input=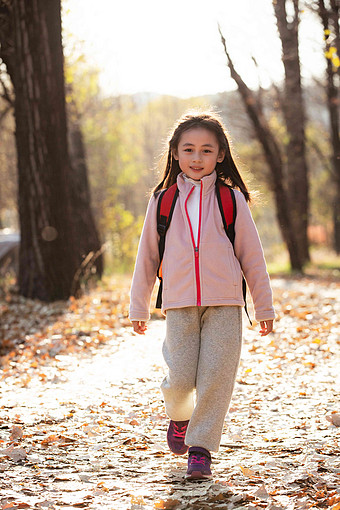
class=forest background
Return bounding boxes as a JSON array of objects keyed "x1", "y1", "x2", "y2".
[
  {"x1": 0, "y1": 0, "x2": 339, "y2": 287},
  {"x1": 0, "y1": 3, "x2": 339, "y2": 507}
]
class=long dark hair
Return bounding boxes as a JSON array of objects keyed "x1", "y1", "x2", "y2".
[{"x1": 153, "y1": 111, "x2": 250, "y2": 202}]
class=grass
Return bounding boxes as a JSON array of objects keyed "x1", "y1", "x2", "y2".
[
  {"x1": 268, "y1": 247, "x2": 340, "y2": 281},
  {"x1": 1, "y1": 248, "x2": 339, "y2": 302}
]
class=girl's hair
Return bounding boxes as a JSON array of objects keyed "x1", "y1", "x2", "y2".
[{"x1": 153, "y1": 111, "x2": 250, "y2": 202}]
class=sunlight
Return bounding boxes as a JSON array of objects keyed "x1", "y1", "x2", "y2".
[{"x1": 62, "y1": 0, "x2": 324, "y2": 98}]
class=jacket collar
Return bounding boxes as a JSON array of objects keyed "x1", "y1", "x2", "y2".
[{"x1": 177, "y1": 170, "x2": 217, "y2": 196}]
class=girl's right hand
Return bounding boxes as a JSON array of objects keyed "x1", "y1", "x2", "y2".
[
  {"x1": 259, "y1": 320, "x2": 274, "y2": 336},
  {"x1": 132, "y1": 321, "x2": 147, "y2": 335}
]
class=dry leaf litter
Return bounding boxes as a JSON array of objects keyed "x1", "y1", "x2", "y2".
[{"x1": 0, "y1": 276, "x2": 339, "y2": 509}]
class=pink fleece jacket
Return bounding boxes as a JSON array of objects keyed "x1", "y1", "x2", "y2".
[{"x1": 129, "y1": 170, "x2": 275, "y2": 322}]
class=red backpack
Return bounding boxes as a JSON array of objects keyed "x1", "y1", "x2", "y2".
[{"x1": 155, "y1": 180, "x2": 251, "y2": 323}]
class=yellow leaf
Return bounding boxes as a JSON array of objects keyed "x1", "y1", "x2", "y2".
[
  {"x1": 332, "y1": 56, "x2": 340, "y2": 68},
  {"x1": 154, "y1": 499, "x2": 180, "y2": 509},
  {"x1": 131, "y1": 495, "x2": 145, "y2": 505},
  {"x1": 97, "y1": 484, "x2": 109, "y2": 492},
  {"x1": 240, "y1": 465, "x2": 256, "y2": 477},
  {"x1": 325, "y1": 47, "x2": 337, "y2": 59}
]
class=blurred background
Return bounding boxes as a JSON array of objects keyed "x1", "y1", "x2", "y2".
[{"x1": 0, "y1": 0, "x2": 339, "y2": 300}]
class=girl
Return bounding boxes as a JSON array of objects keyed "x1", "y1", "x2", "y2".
[{"x1": 129, "y1": 111, "x2": 275, "y2": 480}]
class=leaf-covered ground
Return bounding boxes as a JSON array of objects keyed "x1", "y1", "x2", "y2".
[{"x1": 0, "y1": 276, "x2": 339, "y2": 510}]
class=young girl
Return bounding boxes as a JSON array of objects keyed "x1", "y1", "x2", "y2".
[{"x1": 129, "y1": 111, "x2": 275, "y2": 480}]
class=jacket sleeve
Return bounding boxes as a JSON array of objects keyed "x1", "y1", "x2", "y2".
[
  {"x1": 129, "y1": 194, "x2": 160, "y2": 322},
  {"x1": 233, "y1": 191, "x2": 275, "y2": 322}
]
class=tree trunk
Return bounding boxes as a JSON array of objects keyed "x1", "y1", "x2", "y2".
[
  {"x1": 273, "y1": 0, "x2": 310, "y2": 264},
  {"x1": 66, "y1": 89, "x2": 104, "y2": 279},
  {"x1": 0, "y1": 2, "x2": 15, "y2": 79},
  {"x1": 318, "y1": 0, "x2": 340, "y2": 253},
  {"x1": 219, "y1": 27, "x2": 303, "y2": 271},
  {"x1": 12, "y1": 0, "x2": 79, "y2": 300},
  {"x1": 0, "y1": 0, "x2": 104, "y2": 298}
]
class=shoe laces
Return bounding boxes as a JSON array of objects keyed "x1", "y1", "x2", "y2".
[
  {"x1": 190, "y1": 454, "x2": 206, "y2": 465},
  {"x1": 173, "y1": 422, "x2": 187, "y2": 438}
]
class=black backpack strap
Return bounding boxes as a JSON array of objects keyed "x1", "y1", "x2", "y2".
[
  {"x1": 216, "y1": 181, "x2": 252, "y2": 325},
  {"x1": 155, "y1": 184, "x2": 179, "y2": 308}
]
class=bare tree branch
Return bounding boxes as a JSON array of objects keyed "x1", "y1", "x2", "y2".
[
  {"x1": 251, "y1": 56, "x2": 265, "y2": 113},
  {"x1": 218, "y1": 22, "x2": 303, "y2": 270}
]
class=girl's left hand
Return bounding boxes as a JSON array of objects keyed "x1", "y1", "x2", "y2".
[{"x1": 259, "y1": 320, "x2": 274, "y2": 336}]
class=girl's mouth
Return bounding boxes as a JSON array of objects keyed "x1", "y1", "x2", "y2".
[{"x1": 191, "y1": 167, "x2": 203, "y2": 171}]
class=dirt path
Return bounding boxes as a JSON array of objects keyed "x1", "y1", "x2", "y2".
[{"x1": 0, "y1": 278, "x2": 339, "y2": 509}]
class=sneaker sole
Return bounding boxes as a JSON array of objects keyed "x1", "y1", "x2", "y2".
[
  {"x1": 185, "y1": 471, "x2": 212, "y2": 480},
  {"x1": 169, "y1": 447, "x2": 189, "y2": 456}
]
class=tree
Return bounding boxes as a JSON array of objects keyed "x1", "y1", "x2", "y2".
[
  {"x1": 0, "y1": 71, "x2": 16, "y2": 230},
  {"x1": 316, "y1": 0, "x2": 340, "y2": 253},
  {"x1": 218, "y1": 0, "x2": 310, "y2": 270},
  {"x1": 66, "y1": 86, "x2": 104, "y2": 283},
  {"x1": 0, "y1": 0, "x2": 102, "y2": 300},
  {"x1": 218, "y1": 31, "x2": 302, "y2": 270},
  {"x1": 272, "y1": 0, "x2": 310, "y2": 264}
]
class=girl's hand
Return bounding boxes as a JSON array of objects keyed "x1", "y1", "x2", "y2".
[
  {"x1": 259, "y1": 320, "x2": 274, "y2": 336},
  {"x1": 132, "y1": 321, "x2": 147, "y2": 335}
]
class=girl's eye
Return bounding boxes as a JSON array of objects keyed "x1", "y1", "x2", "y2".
[
  {"x1": 203, "y1": 150, "x2": 212, "y2": 153},
  {"x1": 184, "y1": 148, "x2": 193, "y2": 152}
]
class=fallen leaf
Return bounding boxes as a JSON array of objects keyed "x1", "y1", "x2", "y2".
[
  {"x1": 240, "y1": 465, "x2": 256, "y2": 477},
  {"x1": 96, "y1": 482, "x2": 109, "y2": 492},
  {"x1": 326, "y1": 412, "x2": 340, "y2": 427},
  {"x1": 0, "y1": 446, "x2": 27, "y2": 461},
  {"x1": 10, "y1": 426, "x2": 23, "y2": 441},
  {"x1": 154, "y1": 499, "x2": 180, "y2": 509},
  {"x1": 131, "y1": 495, "x2": 146, "y2": 505},
  {"x1": 253, "y1": 483, "x2": 269, "y2": 500},
  {"x1": 41, "y1": 435, "x2": 59, "y2": 445}
]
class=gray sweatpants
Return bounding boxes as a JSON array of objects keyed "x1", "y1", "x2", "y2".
[{"x1": 161, "y1": 306, "x2": 242, "y2": 452}]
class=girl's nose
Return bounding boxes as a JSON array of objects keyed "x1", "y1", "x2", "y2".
[{"x1": 192, "y1": 152, "x2": 202, "y2": 162}]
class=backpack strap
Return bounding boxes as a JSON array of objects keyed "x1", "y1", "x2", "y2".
[
  {"x1": 215, "y1": 181, "x2": 236, "y2": 246},
  {"x1": 155, "y1": 183, "x2": 179, "y2": 308},
  {"x1": 216, "y1": 181, "x2": 252, "y2": 325}
]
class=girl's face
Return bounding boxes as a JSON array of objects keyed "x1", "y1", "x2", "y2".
[{"x1": 173, "y1": 127, "x2": 225, "y2": 181}]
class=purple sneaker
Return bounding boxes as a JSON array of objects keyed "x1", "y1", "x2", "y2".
[
  {"x1": 185, "y1": 447, "x2": 212, "y2": 480},
  {"x1": 167, "y1": 420, "x2": 189, "y2": 455}
]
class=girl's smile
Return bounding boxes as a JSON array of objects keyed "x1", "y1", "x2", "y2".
[{"x1": 173, "y1": 128, "x2": 225, "y2": 181}]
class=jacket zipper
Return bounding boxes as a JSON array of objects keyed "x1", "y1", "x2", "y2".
[{"x1": 184, "y1": 183, "x2": 203, "y2": 306}]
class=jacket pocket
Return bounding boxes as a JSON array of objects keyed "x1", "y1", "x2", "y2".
[
  {"x1": 201, "y1": 242, "x2": 240, "y2": 299},
  {"x1": 162, "y1": 244, "x2": 194, "y2": 302}
]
